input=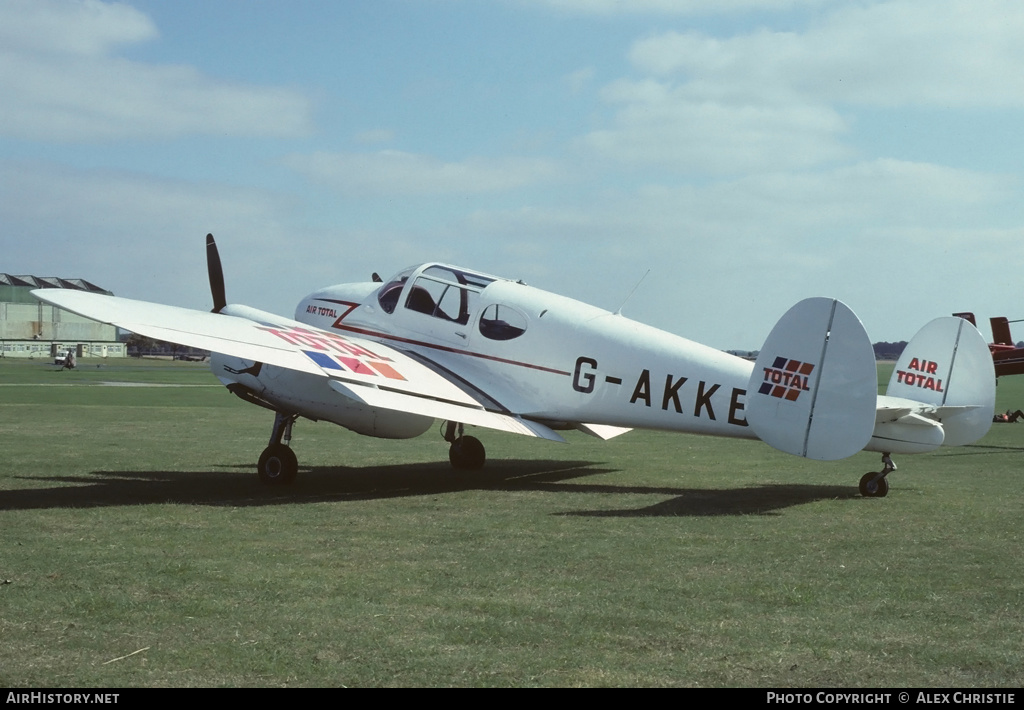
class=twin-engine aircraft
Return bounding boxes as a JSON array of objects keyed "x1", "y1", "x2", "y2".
[{"x1": 34, "y1": 236, "x2": 996, "y2": 498}]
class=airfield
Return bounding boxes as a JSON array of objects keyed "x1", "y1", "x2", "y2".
[{"x1": 1, "y1": 357, "x2": 1021, "y2": 687}]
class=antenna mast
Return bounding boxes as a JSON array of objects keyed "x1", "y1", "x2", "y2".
[{"x1": 614, "y1": 269, "x2": 651, "y2": 316}]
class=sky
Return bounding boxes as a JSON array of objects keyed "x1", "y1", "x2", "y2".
[{"x1": 2, "y1": 0, "x2": 1023, "y2": 350}]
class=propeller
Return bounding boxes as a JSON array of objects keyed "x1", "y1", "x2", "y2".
[{"x1": 206, "y1": 233, "x2": 227, "y2": 313}]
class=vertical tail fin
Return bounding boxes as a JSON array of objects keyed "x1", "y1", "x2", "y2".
[
  {"x1": 747, "y1": 298, "x2": 878, "y2": 460},
  {"x1": 886, "y1": 317, "x2": 995, "y2": 447},
  {"x1": 990, "y1": 316, "x2": 1014, "y2": 346}
]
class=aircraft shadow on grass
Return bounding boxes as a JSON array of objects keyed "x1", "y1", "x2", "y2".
[
  {"x1": 555, "y1": 483, "x2": 857, "y2": 517},
  {"x1": 4, "y1": 459, "x2": 856, "y2": 517},
  {"x1": 940, "y1": 442, "x2": 1024, "y2": 456}
]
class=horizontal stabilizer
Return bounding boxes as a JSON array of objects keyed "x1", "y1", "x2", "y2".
[
  {"x1": 328, "y1": 380, "x2": 566, "y2": 442},
  {"x1": 747, "y1": 298, "x2": 877, "y2": 460},
  {"x1": 576, "y1": 423, "x2": 633, "y2": 440},
  {"x1": 869, "y1": 395, "x2": 945, "y2": 452}
]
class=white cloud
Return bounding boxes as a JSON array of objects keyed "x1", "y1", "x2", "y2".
[
  {"x1": 0, "y1": 0, "x2": 313, "y2": 141},
  {"x1": 581, "y1": 0, "x2": 1024, "y2": 173},
  {"x1": 283, "y1": 150, "x2": 562, "y2": 196},
  {"x1": 629, "y1": 1, "x2": 1024, "y2": 108},
  {"x1": 0, "y1": 0, "x2": 156, "y2": 56},
  {"x1": 581, "y1": 79, "x2": 851, "y2": 173},
  {"x1": 0, "y1": 160, "x2": 301, "y2": 309}
]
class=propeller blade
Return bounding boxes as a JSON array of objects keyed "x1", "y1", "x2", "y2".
[{"x1": 206, "y1": 233, "x2": 227, "y2": 313}]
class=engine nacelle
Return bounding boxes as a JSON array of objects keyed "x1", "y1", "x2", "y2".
[{"x1": 211, "y1": 353, "x2": 433, "y2": 439}]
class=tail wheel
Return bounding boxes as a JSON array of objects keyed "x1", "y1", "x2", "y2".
[
  {"x1": 258, "y1": 444, "x2": 298, "y2": 485},
  {"x1": 859, "y1": 471, "x2": 889, "y2": 498},
  {"x1": 449, "y1": 435, "x2": 486, "y2": 470}
]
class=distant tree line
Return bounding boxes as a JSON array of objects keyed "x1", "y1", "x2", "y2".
[{"x1": 872, "y1": 341, "x2": 907, "y2": 360}]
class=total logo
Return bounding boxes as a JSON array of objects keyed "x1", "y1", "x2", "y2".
[
  {"x1": 758, "y1": 357, "x2": 814, "y2": 402},
  {"x1": 895, "y1": 357, "x2": 944, "y2": 392},
  {"x1": 255, "y1": 324, "x2": 407, "y2": 381}
]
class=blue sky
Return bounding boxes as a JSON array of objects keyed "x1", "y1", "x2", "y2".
[{"x1": 3, "y1": 0, "x2": 1023, "y2": 349}]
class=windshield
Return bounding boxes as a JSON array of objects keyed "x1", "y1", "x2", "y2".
[{"x1": 377, "y1": 267, "x2": 415, "y2": 314}]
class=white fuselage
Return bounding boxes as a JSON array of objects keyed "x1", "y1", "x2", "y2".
[{"x1": 294, "y1": 263, "x2": 758, "y2": 441}]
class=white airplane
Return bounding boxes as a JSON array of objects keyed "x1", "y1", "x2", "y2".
[{"x1": 34, "y1": 235, "x2": 996, "y2": 498}]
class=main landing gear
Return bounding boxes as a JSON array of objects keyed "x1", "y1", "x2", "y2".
[
  {"x1": 254, "y1": 416, "x2": 487, "y2": 484},
  {"x1": 859, "y1": 453, "x2": 896, "y2": 498},
  {"x1": 443, "y1": 421, "x2": 486, "y2": 470},
  {"x1": 258, "y1": 411, "x2": 299, "y2": 485}
]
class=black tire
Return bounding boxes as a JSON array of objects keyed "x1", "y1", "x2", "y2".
[
  {"x1": 258, "y1": 444, "x2": 298, "y2": 485},
  {"x1": 859, "y1": 471, "x2": 889, "y2": 498},
  {"x1": 449, "y1": 435, "x2": 486, "y2": 470}
]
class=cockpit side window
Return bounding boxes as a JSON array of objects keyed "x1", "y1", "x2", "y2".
[
  {"x1": 403, "y1": 266, "x2": 495, "y2": 325},
  {"x1": 479, "y1": 303, "x2": 528, "y2": 340},
  {"x1": 406, "y1": 278, "x2": 447, "y2": 317}
]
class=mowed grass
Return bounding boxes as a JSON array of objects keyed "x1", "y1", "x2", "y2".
[{"x1": 1, "y1": 357, "x2": 1022, "y2": 687}]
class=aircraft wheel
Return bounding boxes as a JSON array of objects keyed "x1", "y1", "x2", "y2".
[
  {"x1": 859, "y1": 471, "x2": 889, "y2": 498},
  {"x1": 449, "y1": 435, "x2": 486, "y2": 470},
  {"x1": 258, "y1": 444, "x2": 298, "y2": 485}
]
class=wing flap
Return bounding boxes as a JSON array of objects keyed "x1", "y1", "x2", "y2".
[{"x1": 328, "y1": 380, "x2": 566, "y2": 442}]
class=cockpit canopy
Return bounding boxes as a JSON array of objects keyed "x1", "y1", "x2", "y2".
[
  {"x1": 378, "y1": 264, "x2": 495, "y2": 321},
  {"x1": 376, "y1": 263, "x2": 529, "y2": 341}
]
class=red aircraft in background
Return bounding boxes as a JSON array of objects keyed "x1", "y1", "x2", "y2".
[{"x1": 955, "y1": 313, "x2": 1024, "y2": 377}]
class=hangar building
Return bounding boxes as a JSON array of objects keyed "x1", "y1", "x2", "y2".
[{"x1": 0, "y1": 274, "x2": 126, "y2": 359}]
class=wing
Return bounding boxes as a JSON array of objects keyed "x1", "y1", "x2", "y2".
[
  {"x1": 32, "y1": 289, "x2": 565, "y2": 442},
  {"x1": 35, "y1": 290, "x2": 330, "y2": 376}
]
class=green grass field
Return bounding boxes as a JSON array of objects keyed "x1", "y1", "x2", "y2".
[{"x1": 1, "y1": 357, "x2": 1022, "y2": 687}]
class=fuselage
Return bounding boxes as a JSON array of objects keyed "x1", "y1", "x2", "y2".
[{"x1": 294, "y1": 262, "x2": 757, "y2": 440}]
